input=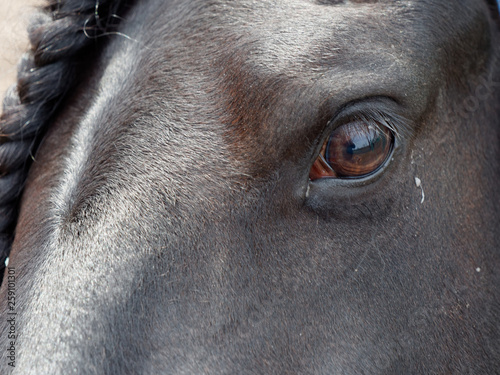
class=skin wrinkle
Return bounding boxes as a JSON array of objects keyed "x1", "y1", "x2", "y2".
[{"x1": 0, "y1": 0, "x2": 499, "y2": 374}]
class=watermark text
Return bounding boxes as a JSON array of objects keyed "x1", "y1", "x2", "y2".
[{"x1": 6, "y1": 267, "x2": 16, "y2": 368}]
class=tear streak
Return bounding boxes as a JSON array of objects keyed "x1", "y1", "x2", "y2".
[{"x1": 415, "y1": 177, "x2": 425, "y2": 204}]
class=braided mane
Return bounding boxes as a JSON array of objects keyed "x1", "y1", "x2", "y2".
[{"x1": 0, "y1": 0, "x2": 129, "y2": 274}]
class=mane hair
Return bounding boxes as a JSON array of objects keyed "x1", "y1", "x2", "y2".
[{"x1": 0, "y1": 0, "x2": 130, "y2": 277}]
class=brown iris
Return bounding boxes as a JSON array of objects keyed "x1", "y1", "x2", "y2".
[{"x1": 309, "y1": 121, "x2": 393, "y2": 180}]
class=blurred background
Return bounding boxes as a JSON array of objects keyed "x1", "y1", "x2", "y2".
[{"x1": 0, "y1": 0, "x2": 44, "y2": 114}]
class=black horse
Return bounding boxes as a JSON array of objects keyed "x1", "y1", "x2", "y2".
[{"x1": 0, "y1": 0, "x2": 499, "y2": 373}]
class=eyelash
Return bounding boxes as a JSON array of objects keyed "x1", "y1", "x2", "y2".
[{"x1": 334, "y1": 108, "x2": 410, "y2": 140}]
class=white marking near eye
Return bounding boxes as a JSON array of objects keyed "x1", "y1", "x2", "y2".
[
  {"x1": 414, "y1": 177, "x2": 425, "y2": 204},
  {"x1": 4, "y1": 257, "x2": 8, "y2": 267}
]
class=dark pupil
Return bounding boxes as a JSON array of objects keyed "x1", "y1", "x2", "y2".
[{"x1": 325, "y1": 122, "x2": 391, "y2": 177}]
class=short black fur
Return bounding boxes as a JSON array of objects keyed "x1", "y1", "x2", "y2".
[{"x1": 0, "y1": 0, "x2": 498, "y2": 373}]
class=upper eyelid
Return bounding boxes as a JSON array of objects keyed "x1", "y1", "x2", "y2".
[{"x1": 323, "y1": 99, "x2": 412, "y2": 142}]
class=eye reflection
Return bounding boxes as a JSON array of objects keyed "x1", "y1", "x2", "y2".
[{"x1": 309, "y1": 121, "x2": 393, "y2": 180}]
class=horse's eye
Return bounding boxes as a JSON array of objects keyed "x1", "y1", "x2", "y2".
[{"x1": 309, "y1": 121, "x2": 393, "y2": 180}]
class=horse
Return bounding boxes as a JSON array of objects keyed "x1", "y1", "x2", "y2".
[{"x1": 0, "y1": 0, "x2": 499, "y2": 373}]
